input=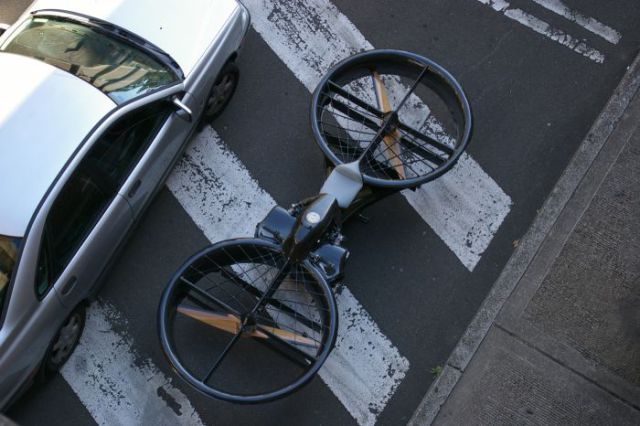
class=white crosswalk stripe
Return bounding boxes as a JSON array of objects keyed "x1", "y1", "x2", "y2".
[
  {"x1": 529, "y1": 0, "x2": 621, "y2": 44},
  {"x1": 475, "y1": 0, "x2": 623, "y2": 63},
  {"x1": 62, "y1": 302, "x2": 204, "y2": 426},
  {"x1": 243, "y1": 0, "x2": 512, "y2": 271}
]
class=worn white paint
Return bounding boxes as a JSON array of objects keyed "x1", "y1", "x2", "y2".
[
  {"x1": 504, "y1": 9, "x2": 605, "y2": 63},
  {"x1": 403, "y1": 153, "x2": 510, "y2": 269},
  {"x1": 332, "y1": 78, "x2": 507, "y2": 269},
  {"x1": 482, "y1": 0, "x2": 510, "y2": 11},
  {"x1": 243, "y1": 0, "x2": 512, "y2": 271},
  {"x1": 322, "y1": 287, "x2": 410, "y2": 426},
  {"x1": 61, "y1": 302, "x2": 204, "y2": 426},
  {"x1": 530, "y1": 0, "x2": 621, "y2": 44},
  {"x1": 476, "y1": 0, "x2": 606, "y2": 63},
  {"x1": 166, "y1": 127, "x2": 275, "y2": 242},
  {"x1": 167, "y1": 127, "x2": 409, "y2": 425},
  {"x1": 243, "y1": 0, "x2": 372, "y2": 92}
]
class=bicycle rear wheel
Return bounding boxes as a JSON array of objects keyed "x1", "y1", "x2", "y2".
[
  {"x1": 158, "y1": 239, "x2": 337, "y2": 403},
  {"x1": 311, "y1": 49, "x2": 472, "y2": 189}
]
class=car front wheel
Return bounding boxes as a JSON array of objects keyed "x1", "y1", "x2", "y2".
[
  {"x1": 44, "y1": 305, "x2": 86, "y2": 373},
  {"x1": 198, "y1": 61, "x2": 239, "y2": 129}
]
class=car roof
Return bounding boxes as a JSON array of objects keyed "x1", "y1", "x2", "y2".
[
  {"x1": 0, "y1": 53, "x2": 115, "y2": 238},
  {"x1": 26, "y1": 0, "x2": 240, "y2": 76}
]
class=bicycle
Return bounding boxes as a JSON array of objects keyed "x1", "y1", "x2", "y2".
[{"x1": 158, "y1": 49, "x2": 472, "y2": 403}]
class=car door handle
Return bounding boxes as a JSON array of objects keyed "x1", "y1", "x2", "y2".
[
  {"x1": 128, "y1": 179, "x2": 142, "y2": 198},
  {"x1": 61, "y1": 276, "x2": 77, "y2": 296}
]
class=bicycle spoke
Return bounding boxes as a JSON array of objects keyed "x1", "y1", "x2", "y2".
[
  {"x1": 179, "y1": 277, "x2": 242, "y2": 316},
  {"x1": 327, "y1": 97, "x2": 381, "y2": 131},
  {"x1": 326, "y1": 80, "x2": 384, "y2": 118},
  {"x1": 178, "y1": 302, "x2": 320, "y2": 372},
  {"x1": 255, "y1": 324, "x2": 317, "y2": 367},
  {"x1": 248, "y1": 262, "x2": 291, "y2": 315},
  {"x1": 370, "y1": 140, "x2": 424, "y2": 178},
  {"x1": 186, "y1": 261, "x2": 254, "y2": 314},
  {"x1": 202, "y1": 329, "x2": 244, "y2": 383},
  {"x1": 177, "y1": 304, "x2": 242, "y2": 334},
  {"x1": 162, "y1": 240, "x2": 337, "y2": 402},
  {"x1": 394, "y1": 65, "x2": 429, "y2": 112},
  {"x1": 377, "y1": 127, "x2": 446, "y2": 167},
  {"x1": 255, "y1": 325, "x2": 318, "y2": 348},
  {"x1": 178, "y1": 304, "x2": 318, "y2": 348},
  {"x1": 323, "y1": 132, "x2": 365, "y2": 156},
  {"x1": 319, "y1": 119, "x2": 377, "y2": 136},
  {"x1": 220, "y1": 267, "x2": 325, "y2": 333},
  {"x1": 398, "y1": 133, "x2": 446, "y2": 166},
  {"x1": 312, "y1": 50, "x2": 470, "y2": 188},
  {"x1": 325, "y1": 133, "x2": 402, "y2": 179},
  {"x1": 397, "y1": 121, "x2": 454, "y2": 156}
]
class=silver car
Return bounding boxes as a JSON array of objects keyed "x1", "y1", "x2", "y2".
[{"x1": 0, "y1": 0, "x2": 250, "y2": 408}]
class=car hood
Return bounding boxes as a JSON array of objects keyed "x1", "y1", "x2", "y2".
[{"x1": 24, "y1": 0, "x2": 240, "y2": 76}]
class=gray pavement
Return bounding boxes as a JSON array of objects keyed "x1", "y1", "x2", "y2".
[{"x1": 410, "y1": 52, "x2": 640, "y2": 425}]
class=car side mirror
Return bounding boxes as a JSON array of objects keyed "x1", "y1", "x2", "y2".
[{"x1": 172, "y1": 97, "x2": 193, "y2": 123}]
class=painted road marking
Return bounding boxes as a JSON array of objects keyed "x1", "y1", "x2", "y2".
[
  {"x1": 61, "y1": 302, "x2": 204, "y2": 426},
  {"x1": 166, "y1": 126, "x2": 274, "y2": 242},
  {"x1": 167, "y1": 127, "x2": 409, "y2": 426},
  {"x1": 243, "y1": 0, "x2": 512, "y2": 271},
  {"x1": 476, "y1": 0, "x2": 607, "y2": 63},
  {"x1": 530, "y1": 0, "x2": 621, "y2": 44},
  {"x1": 326, "y1": 286, "x2": 410, "y2": 426},
  {"x1": 329, "y1": 77, "x2": 507, "y2": 270}
]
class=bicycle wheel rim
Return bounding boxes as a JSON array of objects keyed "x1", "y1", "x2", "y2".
[
  {"x1": 311, "y1": 49, "x2": 472, "y2": 189},
  {"x1": 158, "y1": 238, "x2": 338, "y2": 403}
]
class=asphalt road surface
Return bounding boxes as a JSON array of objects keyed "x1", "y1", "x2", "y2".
[{"x1": 3, "y1": 1, "x2": 640, "y2": 425}]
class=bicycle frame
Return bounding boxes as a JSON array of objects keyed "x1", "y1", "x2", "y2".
[
  {"x1": 255, "y1": 164, "x2": 408, "y2": 286},
  {"x1": 158, "y1": 49, "x2": 474, "y2": 403}
]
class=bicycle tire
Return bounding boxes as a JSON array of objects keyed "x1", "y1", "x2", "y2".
[
  {"x1": 158, "y1": 238, "x2": 338, "y2": 403},
  {"x1": 311, "y1": 49, "x2": 472, "y2": 189}
]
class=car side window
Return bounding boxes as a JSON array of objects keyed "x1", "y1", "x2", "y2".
[
  {"x1": 35, "y1": 232, "x2": 51, "y2": 297},
  {"x1": 35, "y1": 100, "x2": 172, "y2": 295}
]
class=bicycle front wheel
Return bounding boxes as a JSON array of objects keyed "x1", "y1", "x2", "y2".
[
  {"x1": 158, "y1": 238, "x2": 338, "y2": 403},
  {"x1": 311, "y1": 49, "x2": 472, "y2": 189}
]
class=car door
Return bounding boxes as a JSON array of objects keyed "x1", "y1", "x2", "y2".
[
  {"x1": 119, "y1": 94, "x2": 193, "y2": 218},
  {"x1": 42, "y1": 160, "x2": 132, "y2": 310},
  {"x1": 38, "y1": 99, "x2": 177, "y2": 308}
]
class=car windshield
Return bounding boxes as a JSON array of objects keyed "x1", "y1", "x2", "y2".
[
  {"x1": 0, "y1": 235, "x2": 20, "y2": 314},
  {"x1": 0, "y1": 15, "x2": 179, "y2": 103}
]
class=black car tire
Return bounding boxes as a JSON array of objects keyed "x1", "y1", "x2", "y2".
[
  {"x1": 43, "y1": 304, "x2": 86, "y2": 373},
  {"x1": 198, "y1": 61, "x2": 239, "y2": 130}
]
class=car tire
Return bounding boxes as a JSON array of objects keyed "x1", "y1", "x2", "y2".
[
  {"x1": 43, "y1": 304, "x2": 86, "y2": 373},
  {"x1": 198, "y1": 61, "x2": 239, "y2": 130}
]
